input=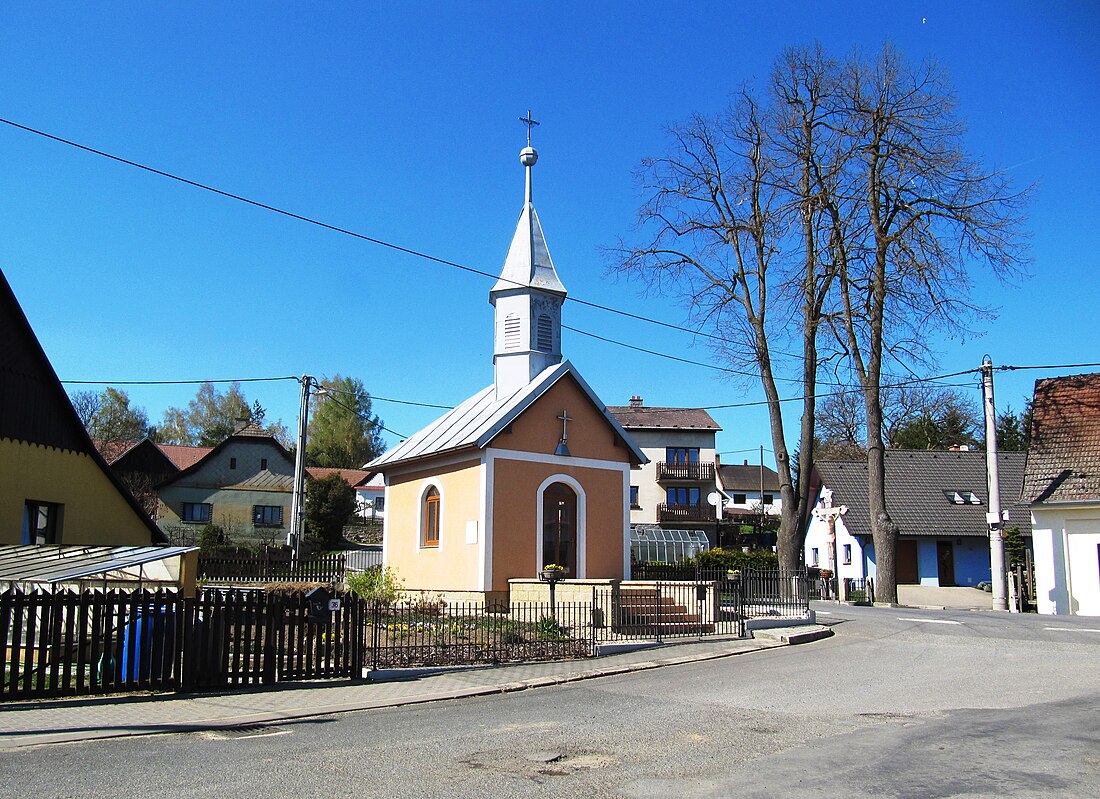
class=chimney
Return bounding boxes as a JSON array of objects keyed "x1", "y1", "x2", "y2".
[
  {"x1": 744, "y1": 459, "x2": 749, "y2": 466},
  {"x1": 629, "y1": 395, "x2": 644, "y2": 409}
]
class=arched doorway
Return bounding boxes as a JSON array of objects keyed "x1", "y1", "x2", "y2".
[{"x1": 542, "y1": 482, "x2": 577, "y2": 574}]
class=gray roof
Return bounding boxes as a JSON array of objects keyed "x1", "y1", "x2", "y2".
[
  {"x1": 490, "y1": 154, "x2": 566, "y2": 297},
  {"x1": 227, "y1": 470, "x2": 294, "y2": 490},
  {"x1": 814, "y1": 450, "x2": 1031, "y2": 538},
  {"x1": 0, "y1": 545, "x2": 197, "y2": 584},
  {"x1": 369, "y1": 361, "x2": 647, "y2": 470},
  {"x1": 607, "y1": 406, "x2": 721, "y2": 431},
  {"x1": 719, "y1": 463, "x2": 780, "y2": 491}
]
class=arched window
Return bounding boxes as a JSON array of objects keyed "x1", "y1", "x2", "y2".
[
  {"x1": 536, "y1": 314, "x2": 553, "y2": 351},
  {"x1": 422, "y1": 486, "x2": 440, "y2": 547},
  {"x1": 542, "y1": 482, "x2": 577, "y2": 574}
]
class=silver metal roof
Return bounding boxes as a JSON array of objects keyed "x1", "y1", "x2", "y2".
[
  {"x1": 490, "y1": 146, "x2": 566, "y2": 297},
  {"x1": 0, "y1": 545, "x2": 197, "y2": 584},
  {"x1": 369, "y1": 360, "x2": 647, "y2": 469}
]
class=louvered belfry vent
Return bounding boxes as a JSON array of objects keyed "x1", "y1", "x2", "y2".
[{"x1": 504, "y1": 315, "x2": 521, "y2": 350}]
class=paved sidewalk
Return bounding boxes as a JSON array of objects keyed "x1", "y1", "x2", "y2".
[{"x1": 0, "y1": 626, "x2": 830, "y2": 750}]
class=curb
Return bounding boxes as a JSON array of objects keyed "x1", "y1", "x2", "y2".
[
  {"x1": 0, "y1": 637, "x2": 800, "y2": 750},
  {"x1": 751, "y1": 624, "x2": 833, "y2": 645}
]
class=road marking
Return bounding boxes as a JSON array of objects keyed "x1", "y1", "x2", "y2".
[
  {"x1": 1044, "y1": 627, "x2": 1100, "y2": 633},
  {"x1": 815, "y1": 611, "x2": 834, "y2": 615},
  {"x1": 897, "y1": 617, "x2": 962, "y2": 625}
]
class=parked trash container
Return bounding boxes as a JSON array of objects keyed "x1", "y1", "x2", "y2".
[{"x1": 122, "y1": 605, "x2": 177, "y2": 682}]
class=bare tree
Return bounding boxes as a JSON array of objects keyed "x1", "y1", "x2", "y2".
[
  {"x1": 614, "y1": 47, "x2": 848, "y2": 572},
  {"x1": 821, "y1": 45, "x2": 1029, "y2": 601}
]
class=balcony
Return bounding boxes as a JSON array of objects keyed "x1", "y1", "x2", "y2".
[
  {"x1": 657, "y1": 461, "x2": 715, "y2": 481},
  {"x1": 657, "y1": 503, "x2": 715, "y2": 523}
]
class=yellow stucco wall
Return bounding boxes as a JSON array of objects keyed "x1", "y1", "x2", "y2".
[
  {"x1": 0, "y1": 438, "x2": 156, "y2": 546},
  {"x1": 385, "y1": 458, "x2": 483, "y2": 591},
  {"x1": 491, "y1": 458, "x2": 627, "y2": 590}
]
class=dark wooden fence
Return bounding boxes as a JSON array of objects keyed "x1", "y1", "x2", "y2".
[
  {"x1": 198, "y1": 552, "x2": 346, "y2": 584},
  {"x1": 1, "y1": 588, "x2": 181, "y2": 701}
]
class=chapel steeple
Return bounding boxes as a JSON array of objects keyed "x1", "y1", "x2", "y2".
[{"x1": 489, "y1": 113, "x2": 567, "y2": 399}]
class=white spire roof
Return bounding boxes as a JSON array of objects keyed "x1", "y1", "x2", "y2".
[{"x1": 490, "y1": 146, "x2": 567, "y2": 297}]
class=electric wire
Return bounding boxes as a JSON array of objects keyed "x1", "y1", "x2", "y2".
[{"x1": 0, "y1": 115, "x2": 803, "y2": 361}]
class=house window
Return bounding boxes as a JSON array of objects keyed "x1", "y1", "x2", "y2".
[
  {"x1": 763, "y1": 493, "x2": 774, "y2": 505},
  {"x1": 536, "y1": 314, "x2": 553, "y2": 351},
  {"x1": 23, "y1": 501, "x2": 62, "y2": 544},
  {"x1": 230, "y1": 457, "x2": 237, "y2": 470},
  {"x1": 373, "y1": 496, "x2": 385, "y2": 512},
  {"x1": 665, "y1": 447, "x2": 699, "y2": 465},
  {"x1": 182, "y1": 502, "x2": 213, "y2": 524},
  {"x1": 666, "y1": 486, "x2": 701, "y2": 507},
  {"x1": 630, "y1": 486, "x2": 640, "y2": 508},
  {"x1": 253, "y1": 505, "x2": 284, "y2": 527},
  {"x1": 843, "y1": 544, "x2": 852, "y2": 565},
  {"x1": 422, "y1": 487, "x2": 440, "y2": 546},
  {"x1": 504, "y1": 314, "x2": 521, "y2": 351},
  {"x1": 811, "y1": 547, "x2": 819, "y2": 567},
  {"x1": 733, "y1": 493, "x2": 747, "y2": 504},
  {"x1": 260, "y1": 458, "x2": 268, "y2": 470}
]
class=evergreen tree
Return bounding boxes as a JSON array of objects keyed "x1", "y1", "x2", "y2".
[{"x1": 306, "y1": 375, "x2": 385, "y2": 468}]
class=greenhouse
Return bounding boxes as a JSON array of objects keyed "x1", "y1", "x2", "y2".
[{"x1": 630, "y1": 526, "x2": 710, "y2": 565}]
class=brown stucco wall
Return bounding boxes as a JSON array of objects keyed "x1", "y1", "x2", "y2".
[
  {"x1": 491, "y1": 457, "x2": 627, "y2": 591},
  {"x1": 490, "y1": 374, "x2": 633, "y2": 463}
]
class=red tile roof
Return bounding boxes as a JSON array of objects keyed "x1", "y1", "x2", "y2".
[
  {"x1": 1024, "y1": 372, "x2": 1100, "y2": 503},
  {"x1": 155, "y1": 444, "x2": 213, "y2": 470},
  {"x1": 307, "y1": 467, "x2": 373, "y2": 487}
]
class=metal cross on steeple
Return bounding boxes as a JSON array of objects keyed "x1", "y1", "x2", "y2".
[
  {"x1": 519, "y1": 110, "x2": 540, "y2": 146},
  {"x1": 554, "y1": 409, "x2": 572, "y2": 457}
]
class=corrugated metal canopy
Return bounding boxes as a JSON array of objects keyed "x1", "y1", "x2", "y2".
[{"x1": 0, "y1": 545, "x2": 197, "y2": 584}]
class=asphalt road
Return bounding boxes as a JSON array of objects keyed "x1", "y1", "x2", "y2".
[{"x1": 3, "y1": 604, "x2": 1098, "y2": 798}]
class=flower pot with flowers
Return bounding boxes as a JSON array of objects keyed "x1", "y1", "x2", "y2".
[{"x1": 539, "y1": 564, "x2": 569, "y2": 582}]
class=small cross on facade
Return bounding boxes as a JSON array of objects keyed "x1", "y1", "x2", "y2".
[
  {"x1": 557, "y1": 409, "x2": 572, "y2": 441},
  {"x1": 519, "y1": 109, "x2": 540, "y2": 146}
]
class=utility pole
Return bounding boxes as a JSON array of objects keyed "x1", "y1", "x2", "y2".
[
  {"x1": 288, "y1": 374, "x2": 316, "y2": 565},
  {"x1": 981, "y1": 356, "x2": 1008, "y2": 611}
]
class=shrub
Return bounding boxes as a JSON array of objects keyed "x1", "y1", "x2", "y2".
[
  {"x1": 690, "y1": 547, "x2": 779, "y2": 571},
  {"x1": 346, "y1": 565, "x2": 404, "y2": 605},
  {"x1": 535, "y1": 615, "x2": 565, "y2": 641}
]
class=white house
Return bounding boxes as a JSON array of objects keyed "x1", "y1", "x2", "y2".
[
  {"x1": 1025, "y1": 373, "x2": 1100, "y2": 616},
  {"x1": 607, "y1": 398, "x2": 721, "y2": 543}
]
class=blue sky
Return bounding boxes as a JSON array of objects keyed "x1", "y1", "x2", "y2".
[{"x1": 2, "y1": 2, "x2": 1098, "y2": 465}]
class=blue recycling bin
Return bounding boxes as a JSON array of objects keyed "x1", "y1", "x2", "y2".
[{"x1": 122, "y1": 605, "x2": 177, "y2": 682}]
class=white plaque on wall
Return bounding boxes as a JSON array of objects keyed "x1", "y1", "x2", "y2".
[{"x1": 465, "y1": 520, "x2": 479, "y2": 544}]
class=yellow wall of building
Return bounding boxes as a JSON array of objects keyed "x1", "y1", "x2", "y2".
[
  {"x1": 385, "y1": 458, "x2": 484, "y2": 592},
  {"x1": 0, "y1": 438, "x2": 155, "y2": 546}
]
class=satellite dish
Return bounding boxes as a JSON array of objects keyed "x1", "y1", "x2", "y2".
[{"x1": 707, "y1": 492, "x2": 724, "y2": 507}]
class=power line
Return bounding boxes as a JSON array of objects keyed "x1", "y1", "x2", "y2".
[
  {"x1": 0, "y1": 115, "x2": 803, "y2": 364},
  {"x1": 60, "y1": 376, "x2": 297, "y2": 386},
  {"x1": 999, "y1": 361, "x2": 1100, "y2": 372}
]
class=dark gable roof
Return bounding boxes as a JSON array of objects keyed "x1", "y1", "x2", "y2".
[
  {"x1": 0, "y1": 268, "x2": 166, "y2": 543},
  {"x1": 160, "y1": 430, "x2": 293, "y2": 487},
  {"x1": 1024, "y1": 373, "x2": 1100, "y2": 504},
  {"x1": 719, "y1": 463, "x2": 780, "y2": 491},
  {"x1": 607, "y1": 406, "x2": 721, "y2": 431},
  {"x1": 814, "y1": 450, "x2": 1030, "y2": 538}
]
